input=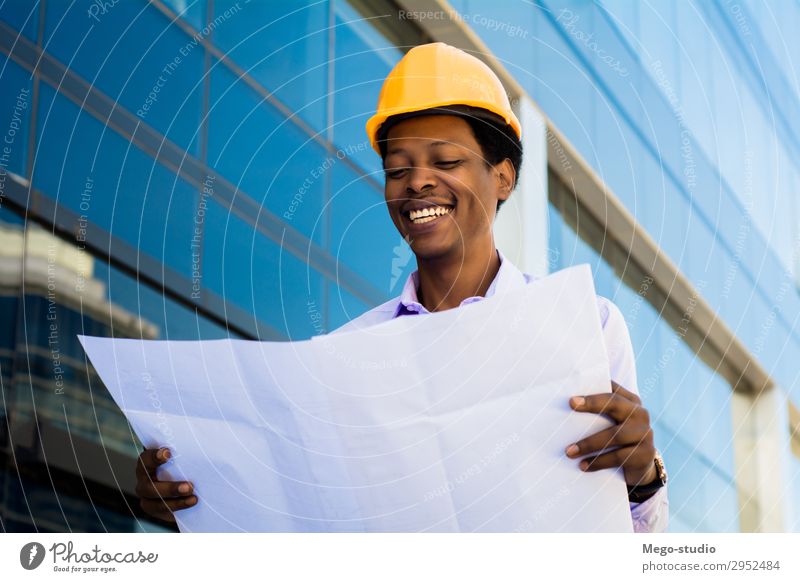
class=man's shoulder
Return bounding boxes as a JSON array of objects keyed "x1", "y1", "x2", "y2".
[
  {"x1": 593, "y1": 294, "x2": 638, "y2": 391},
  {"x1": 526, "y1": 272, "x2": 621, "y2": 328},
  {"x1": 595, "y1": 294, "x2": 622, "y2": 329},
  {"x1": 329, "y1": 297, "x2": 401, "y2": 335},
  {"x1": 594, "y1": 294, "x2": 632, "y2": 351}
]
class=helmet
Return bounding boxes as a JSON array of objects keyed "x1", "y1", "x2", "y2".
[{"x1": 365, "y1": 42, "x2": 522, "y2": 154}]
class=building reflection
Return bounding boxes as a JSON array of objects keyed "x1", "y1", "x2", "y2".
[{"x1": 0, "y1": 217, "x2": 167, "y2": 532}]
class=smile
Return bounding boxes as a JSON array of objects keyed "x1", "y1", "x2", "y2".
[{"x1": 406, "y1": 205, "x2": 454, "y2": 225}]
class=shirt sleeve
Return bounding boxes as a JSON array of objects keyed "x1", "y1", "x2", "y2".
[{"x1": 597, "y1": 296, "x2": 670, "y2": 533}]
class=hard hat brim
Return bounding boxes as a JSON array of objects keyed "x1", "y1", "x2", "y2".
[{"x1": 369, "y1": 104, "x2": 521, "y2": 155}]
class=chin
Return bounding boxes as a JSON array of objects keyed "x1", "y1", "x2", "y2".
[{"x1": 409, "y1": 240, "x2": 460, "y2": 262}]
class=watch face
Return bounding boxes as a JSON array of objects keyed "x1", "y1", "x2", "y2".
[{"x1": 654, "y1": 453, "x2": 667, "y2": 483}]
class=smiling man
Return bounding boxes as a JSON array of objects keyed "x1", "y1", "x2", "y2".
[
  {"x1": 332, "y1": 42, "x2": 669, "y2": 532},
  {"x1": 134, "y1": 42, "x2": 668, "y2": 533}
]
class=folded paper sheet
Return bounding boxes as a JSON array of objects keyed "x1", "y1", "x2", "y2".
[{"x1": 78, "y1": 264, "x2": 634, "y2": 532}]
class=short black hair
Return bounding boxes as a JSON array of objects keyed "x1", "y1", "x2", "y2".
[{"x1": 376, "y1": 105, "x2": 523, "y2": 213}]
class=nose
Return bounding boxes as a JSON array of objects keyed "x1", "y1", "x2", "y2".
[{"x1": 405, "y1": 165, "x2": 438, "y2": 194}]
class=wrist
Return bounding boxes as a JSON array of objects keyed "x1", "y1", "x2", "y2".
[
  {"x1": 628, "y1": 464, "x2": 658, "y2": 488},
  {"x1": 627, "y1": 450, "x2": 667, "y2": 503}
]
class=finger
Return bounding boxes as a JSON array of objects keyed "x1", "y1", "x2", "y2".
[
  {"x1": 135, "y1": 478, "x2": 194, "y2": 500},
  {"x1": 578, "y1": 443, "x2": 651, "y2": 472},
  {"x1": 565, "y1": 423, "x2": 639, "y2": 458},
  {"x1": 570, "y1": 393, "x2": 637, "y2": 423},
  {"x1": 136, "y1": 447, "x2": 171, "y2": 478},
  {"x1": 611, "y1": 381, "x2": 642, "y2": 404}
]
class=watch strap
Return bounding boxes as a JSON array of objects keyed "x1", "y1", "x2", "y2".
[{"x1": 627, "y1": 451, "x2": 667, "y2": 503}]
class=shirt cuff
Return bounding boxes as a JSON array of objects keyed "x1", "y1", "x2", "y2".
[{"x1": 629, "y1": 484, "x2": 669, "y2": 533}]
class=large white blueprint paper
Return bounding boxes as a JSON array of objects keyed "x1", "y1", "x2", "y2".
[{"x1": 78, "y1": 264, "x2": 633, "y2": 532}]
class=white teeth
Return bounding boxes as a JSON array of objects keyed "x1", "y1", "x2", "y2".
[
  {"x1": 413, "y1": 215, "x2": 437, "y2": 224},
  {"x1": 408, "y1": 206, "x2": 452, "y2": 222}
]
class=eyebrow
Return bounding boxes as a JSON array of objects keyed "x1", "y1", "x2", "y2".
[{"x1": 386, "y1": 141, "x2": 453, "y2": 156}]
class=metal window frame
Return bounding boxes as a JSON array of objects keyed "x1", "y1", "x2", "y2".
[{"x1": 0, "y1": 12, "x2": 391, "y2": 338}]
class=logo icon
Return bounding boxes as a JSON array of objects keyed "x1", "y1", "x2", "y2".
[
  {"x1": 20, "y1": 542, "x2": 46, "y2": 570},
  {"x1": 389, "y1": 234, "x2": 415, "y2": 292}
]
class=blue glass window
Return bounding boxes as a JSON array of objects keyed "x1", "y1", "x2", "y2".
[
  {"x1": 160, "y1": 0, "x2": 206, "y2": 31},
  {"x1": 34, "y1": 84, "x2": 199, "y2": 278},
  {"x1": 207, "y1": 63, "x2": 326, "y2": 247},
  {"x1": 202, "y1": 199, "x2": 324, "y2": 340},
  {"x1": 0, "y1": 57, "x2": 32, "y2": 178},
  {"x1": 0, "y1": 0, "x2": 39, "y2": 41},
  {"x1": 43, "y1": 0, "x2": 204, "y2": 155},
  {"x1": 330, "y1": 163, "x2": 404, "y2": 296},
  {"x1": 211, "y1": 0, "x2": 328, "y2": 133},
  {"x1": 333, "y1": 1, "x2": 400, "y2": 176}
]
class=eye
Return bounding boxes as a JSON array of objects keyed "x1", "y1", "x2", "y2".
[
  {"x1": 436, "y1": 160, "x2": 462, "y2": 168},
  {"x1": 384, "y1": 167, "x2": 408, "y2": 179}
]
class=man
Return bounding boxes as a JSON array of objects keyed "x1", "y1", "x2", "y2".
[{"x1": 135, "y1": 42, "x2": 668, "y2": 532}]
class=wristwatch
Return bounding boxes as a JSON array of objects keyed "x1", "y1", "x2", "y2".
[{"x1": 627, "y1": 450, "x2": 667, "y2": 503}]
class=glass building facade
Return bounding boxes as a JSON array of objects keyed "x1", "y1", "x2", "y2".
[{"x1": 0, "y1": 0, "x2": 797, "y2": 532}]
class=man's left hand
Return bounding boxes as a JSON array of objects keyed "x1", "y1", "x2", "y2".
[{"x1": 565, "y1": 380, "x2": 657, "y2": 487}]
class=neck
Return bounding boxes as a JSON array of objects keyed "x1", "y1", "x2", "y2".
[{"x1": 415, "y1": 243, "x2": 501, "y2": 312}]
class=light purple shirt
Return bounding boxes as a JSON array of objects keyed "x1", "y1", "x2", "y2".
[{"x1": 333, "y1": 248, "x2": 669, "y2": 533}]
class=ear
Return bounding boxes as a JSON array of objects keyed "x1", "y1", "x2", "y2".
[{"x1": 495, "y1": 158, "x2": 516, "y2": 203}]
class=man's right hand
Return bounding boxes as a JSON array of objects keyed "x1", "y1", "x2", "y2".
[{"x1": 135, "y1": 447, "x2": 197, "y2": 523}]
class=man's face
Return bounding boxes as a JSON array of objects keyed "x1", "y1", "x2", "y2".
[{"x1": 382, "y1": 115, "x2": 512, "y2": 261}]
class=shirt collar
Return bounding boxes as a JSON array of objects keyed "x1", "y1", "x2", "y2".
[{"x1": 392, "y1": 248, "x2": 527, "y2": 318}]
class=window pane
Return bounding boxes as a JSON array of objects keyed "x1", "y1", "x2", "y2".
[
  {"x1": 0, "y1": 0, "x2": 39, "y2": 41},
  {"x1": 34, "y1": 84, "x2": 200, "y2": 278},
  {"x1": 0, "y1": 57, "x2": 32, "y2": 178},
  {"x1": 330, "y1": 163, "x2": 404, "y2": 296},
  {"x1": 333, "y1": 1, "x2": 400, "y2": 176},
  {"x1": 44, "y1": 0, "x2": 204, "y2": 155},
  {"x1": 202, "y1": 199, "x2": 324, "y2": 340},
  {"x1": 211, "y1": 0, "x2": 328, "y2": 132},
  {"x1": 207, "y1": 64, "x2": 326, "y2": 247},
  {"x1": 161, "y1": 0, "x2": 206, "y2": 31}
]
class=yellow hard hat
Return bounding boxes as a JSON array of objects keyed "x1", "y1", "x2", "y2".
[{"x1": 366, "y1": 42, "x2": 522, "y2": 154}]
